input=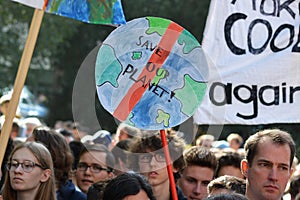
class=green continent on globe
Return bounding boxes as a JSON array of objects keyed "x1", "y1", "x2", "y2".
[
  {"x1": 146, "y1": 17, "x2": 170, "y2": 36},
  {"x1": 178, "y1": 30, "x2": 200, "y2": 54},
  {"x1": 95, "y1": 44, "x2": 122, "y2": 87},
  {"x1": 156, "y1": 109, "x2": 170, "y2": 127},
  {"x1": 132, "y1": 51, "x2": 142, "y2": 60},
  {"x1": 174, "y1": 75, "x2": 207, "y2": 115}
]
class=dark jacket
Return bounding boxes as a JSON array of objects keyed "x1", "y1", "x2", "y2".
[
  {"x1": 57, "y1": 180, "x2": 87, "y2": 200},
  {"x1": 170, "y1": 186, "x2": 187, "y2": 200}
]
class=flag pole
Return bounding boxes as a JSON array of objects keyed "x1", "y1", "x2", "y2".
[
  {"x1": 0, "y1": 8, "x2": 44, "y2": 167},
  {"x1": 160, "y1": 129, "x2": 178, "y2": 200}
]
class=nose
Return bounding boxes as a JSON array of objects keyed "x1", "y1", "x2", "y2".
[
  {"x1": 14, "y1": 164, "x2": 23, "y2": 173},
  {"x1": 83, "y1": 166, "x2": 92, "y2": 175},
  {"x1": 192, "y1": 183, "x2": 202, "y2": 195},
  {"x1": 268, "y1": 167, "x2": 278, "y2": 182}
]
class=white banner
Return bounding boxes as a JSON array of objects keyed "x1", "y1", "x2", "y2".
[{"x1": 194, "y1": 0, "x2": 300, "y2": 124}]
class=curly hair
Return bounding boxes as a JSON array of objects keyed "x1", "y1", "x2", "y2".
[{"x1": 128, "y1": 131, "x2": 186, "y2": 172}]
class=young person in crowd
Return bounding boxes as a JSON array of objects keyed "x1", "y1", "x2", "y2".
[
  {"x1": 102, "y1": 172, "x2": 156, "y2": 200},
  {"x1": 129, "y1": 131, "x2": 187, "y2": 200},
  {"x1": 2, "y1": 142, "x2": 56, "y2": 200},
  {"x1": 177, "y1": 146, "x2": 217, "y2": 200},
  {"x1": 27, "y1": 126, "x2": 86, "y2": 200},
  {"x1": 75, "y1": 143, "x2": 115, "y2": 193}
]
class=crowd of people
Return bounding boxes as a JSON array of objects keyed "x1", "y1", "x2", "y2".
[{"x1": 0, "y1": 94, "x2": 300, "y2": 200}]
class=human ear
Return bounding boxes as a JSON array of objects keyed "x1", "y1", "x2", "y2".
[
  {"x1": 40, "y1": 169, "x2": 51, "y2": 183},
  {"x1": 241, "y1": 159, "x2": 249, "y2": 178},
  {"x1": 108, "y1": 172, "x2": 114, "y2": 178}
]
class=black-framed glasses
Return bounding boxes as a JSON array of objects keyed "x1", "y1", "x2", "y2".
[
  {"x1": 77, "y1": 162, "x2": 110, "y2": 173},
  {"x1": 6, "y1": 160, "x2": 44, "y2": 173},
  {"x1": 139, "y1": 153, "x2": 166, "y2": 163}
]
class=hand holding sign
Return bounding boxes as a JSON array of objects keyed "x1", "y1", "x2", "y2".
[{"x1": 95, "y1": 17, "x2": 209, "y2": 130}]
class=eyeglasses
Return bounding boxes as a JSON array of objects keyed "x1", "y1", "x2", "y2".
[
  {"x1": 139, "y1": 153, "x2": 166, "y2": 163},
  {"x1": 6, "y1": 160, "x2": 44, "y2": 173},
  {"x1": 77, "y1": 162, "x2": 111, "y2": 173}
]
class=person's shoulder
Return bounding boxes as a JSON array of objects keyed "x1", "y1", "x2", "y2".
[{"x1": 176, "y1": 186, "x2": 187, "y2": 200}]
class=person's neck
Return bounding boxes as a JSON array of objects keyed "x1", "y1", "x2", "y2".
[
  {"x1": 152, "y1": 180, "x2": 171, "y2": 200},
  {"x1": 17, "y1": 192, "x2": 36, "y2": 200}
]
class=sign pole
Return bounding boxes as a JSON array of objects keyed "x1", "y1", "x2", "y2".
[
  {"x1": 0, "y1": 9, "x2": 44, "y2": 167},
  {"x1": 160, "y1": 129, "x2": 178, "y2": 200}
]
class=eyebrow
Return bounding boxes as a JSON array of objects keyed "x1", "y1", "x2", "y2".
[{"x1": 257, "y1": 159, "x2": 290, "y2": 167}]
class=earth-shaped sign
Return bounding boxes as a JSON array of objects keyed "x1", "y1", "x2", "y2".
[{"x1": 95, "y1": 17, "x2": 209, "y2": 130}]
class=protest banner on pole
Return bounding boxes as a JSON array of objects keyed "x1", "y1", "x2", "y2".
[{"x1": 194, "y1": 0, "x2": 300, "y2": 125}]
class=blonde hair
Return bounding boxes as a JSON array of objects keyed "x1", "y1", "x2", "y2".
[{"x1": 2, "y1": 142, "x2": 56, "y2": 200}]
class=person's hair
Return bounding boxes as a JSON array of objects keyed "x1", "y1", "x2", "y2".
[
  {"x1": 244, "y1": 129, "x2": 295, "y2": 167},
  {"x1": 196, "y1": 134, "x2": 215, "y2": 146},
  {"x1": 69, "y1": 140, "x2": 85, "y2": 170},
  {"x1": 2, "y1": 142, "x2": 56, "y2": 200},
  {"x1": 79, "y1": 143, "x2": 115, "y2": 173},
  {"x1": 116, "y1": 123, "x2": 141, "y2": 138},
  {"x1": 227, "y1": 133, "x2": 243, "y2": 145},
  {"x1": 207, "y1": 175, "x2": 246, "y2": 195},
  {"x1": 289, "y1": 175, "x2": 300, "y2": 199},
  {"x1": 102, "y1": 172, "x2": 156, "y2": 200},
  {"x1": 183, "y1": 146, "x2": 217, "y2": 172},
  {"x1": 111, "y1": 139, "x2": 132, "y2": 165},
  {"x1": 56, "y1": 128, "x2": 73, "y2": 137},
  {"x1": 129, "y1": 131, "x2": 186, "y2": 172},
  {"x1": 87, "y1": 179, "x2": 111, "y2": 200},
  {"x1": 206, "y1": 193, "x2": 248, "y2": 200},
  {"x1": 216, "y1": 152, "x2": 243, "y2": 177},
  {"x1": 0, "y1": 136, "x2": 14, "y2": 190},
  {"x1": 31, "y1": 126, "x2": 74, "y2": 188}
]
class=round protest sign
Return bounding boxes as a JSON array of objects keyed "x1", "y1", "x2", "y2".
[{"x1": 95, "y1": 17, "x2": 209, "y2": 130}]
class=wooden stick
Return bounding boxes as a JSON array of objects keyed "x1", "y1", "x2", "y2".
[
  {"x1": 0, "y1": 9, "x2": 44, "y2": 167},
  {"x1": 160, "y1": 129, "x2": 178, "y2": 200}
]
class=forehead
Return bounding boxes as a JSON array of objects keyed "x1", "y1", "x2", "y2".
[
  {"x1": 12, "y1": 147, "x2": 37, "y2": 162},
  {"x1": 254, "y1": 139, "x2": 291, "y2": 165},
  {"x1": 183, "y1": 165, "x2": 215, "y2": 180},
  {"x1": 80, "y1": 151, "x2": 107, "y2": 164}
]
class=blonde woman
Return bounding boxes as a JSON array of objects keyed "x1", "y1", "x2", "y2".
[{"x1": 2, "y1": 142, "x2": 56, "y2": 200}]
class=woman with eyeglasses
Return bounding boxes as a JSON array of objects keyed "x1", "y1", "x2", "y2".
[
  {"x1": 1, "y1": 141, "x2": 56, "y2": 200},
  {"x1": 27, "y1": 126, "x2": 87, "y2": 200}
]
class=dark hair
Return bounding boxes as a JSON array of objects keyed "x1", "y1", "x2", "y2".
[
  {"x1": 57, "y1": 128, "x2": 73, "y2": 137},
  {"x1": 207, "y1": 175, "x2": 246, "y2": 195},
  {"x1": 289, "y1": 175, "x2": 300, "y2": 199},
  {"x1": 244, "y1": 129, "x2": 295, "y2": 167},
  {"x1": 69, "y1": 140, "x2": 85, "y2": 170},
  {"x1": 111, "y1": 139, "x2": 132, "y2": 164},
  {"x1": 87, "y1": 179, "x2": 111, "y2": 200},
  {"x1": 216, "y1": 152, "x2": 243, "y2": 177},
  {"x1": 31, "y1": 126, "x2": 74, "y2": 188},
  {"x1": 129, "y1": 131, "x2": 185, "y2": 172},
  {"x1": 205, "y1": 193, "x2": 248, "y2": 200},
  {"x1": 183, "y1": 146, "x2": 217, "y2": 172},
  {"x1": 79, "y1": 143, "x2": 115, "y2": 173},
  {"x1": 103, "y1": 172, "x2": 156, "y2": 200}
]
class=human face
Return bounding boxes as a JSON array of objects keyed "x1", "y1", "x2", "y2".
[
  {"x1": 122, "y1": 190, "x2": 150, "y2": 200},
  {"x1": 138, "y1": 152, "x2": 169, "y2": 187},
  {"x1": 9, "y1": 148, "x2": 50, "y2": 194},
  {"x1": 218, "y1": 165, "x2": 244, "y2": 179},
  {"x1": 178, "y1": 165, "x2": 214, "y2": 200},
  {"x1": 118, "y1": 130, "x2": 129, "y2": 141},
  {"x1": 76, "y1": 151, "x2": 112, "y2": 193},
  {"x1": 242, "y1": 139, "x2": 292, "y2": 200}
]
